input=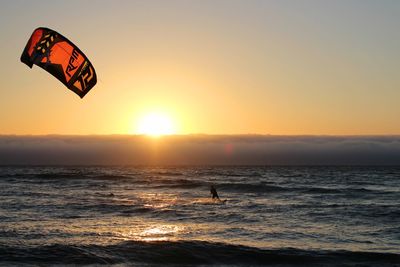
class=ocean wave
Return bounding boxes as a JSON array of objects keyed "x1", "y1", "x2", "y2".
[
  {"x1": 34, "y1": 173, "x2": 134, "y2": 181},
  {"x1": 216, "y1": 183, "x2": 385, "y2": 195},
  {"x1": 220, "y1": 183, "x2": 289, "y2": 193},
  {"x1": 1, "y1": 240, "x2": 399, "y2": 266},
  {"x1": 152, "y1": 171, "x2": 184, "y2": 176},
  {"x1": 151, "y1": 178, "x2": 205, "y2": 189}
]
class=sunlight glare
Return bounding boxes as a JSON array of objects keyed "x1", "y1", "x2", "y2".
[{"x1": 136, "y1": 112, "x2": 176, "y2": 136}]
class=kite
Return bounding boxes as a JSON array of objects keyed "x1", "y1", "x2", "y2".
[{"x1": 20, "y1": 27, "x2": 97, "y2": 98}]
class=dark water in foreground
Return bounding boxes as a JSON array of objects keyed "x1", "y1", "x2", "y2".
[{"x1": 0, "y1": 166, "x2": 399, "y2": 266}]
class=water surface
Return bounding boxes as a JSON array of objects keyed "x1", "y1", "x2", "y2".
[{"x1": 1, "y1": 166, "x2": 399, "y2": 266}]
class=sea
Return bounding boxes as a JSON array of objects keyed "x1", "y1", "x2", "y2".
[{"x1": 0, "y1": 166, "x2": 399, "y2": 266}]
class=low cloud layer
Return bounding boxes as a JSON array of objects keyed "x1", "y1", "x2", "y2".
[{"x1": 0, "y1": 135, "x2": 400, "y2": 165}]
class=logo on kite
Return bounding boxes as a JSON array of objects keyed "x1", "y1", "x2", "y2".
[{"x1": 20, "y1": 27, "x2": 97, "y2": 98}]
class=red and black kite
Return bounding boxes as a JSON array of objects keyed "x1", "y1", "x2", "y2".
[{"x1": 21, "y1": 27, "x2": 97, "y2": 98}]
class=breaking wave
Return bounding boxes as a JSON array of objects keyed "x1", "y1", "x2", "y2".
[{"x1": 1, "y1": 240, "x2": 399, "y2": 266}]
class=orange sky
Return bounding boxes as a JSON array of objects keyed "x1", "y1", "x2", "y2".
[{"x1": 0, "y1": 1, "x2": 399, "y2": 135}]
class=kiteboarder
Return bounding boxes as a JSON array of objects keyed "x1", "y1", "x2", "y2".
[{"x1": 210, "y1": 185, "x2": 220, "y2": 200}]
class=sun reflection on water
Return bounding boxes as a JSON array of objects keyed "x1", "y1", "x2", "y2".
[
  {"x1": 119, "y1": 224, "x2": 183, "y2": 242},
  {"x1": 137, "y1": 192, "x2": 179, "y2": 209}
]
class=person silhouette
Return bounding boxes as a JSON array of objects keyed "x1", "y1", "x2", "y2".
[{"x1": 210, "y1": 185, "x2": 220, "y2": 200}]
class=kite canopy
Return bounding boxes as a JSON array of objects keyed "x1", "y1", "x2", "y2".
[{"x1": 21, "y1": 27, "x2": 97, "y2": 98}]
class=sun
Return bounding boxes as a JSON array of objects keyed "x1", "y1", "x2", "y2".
[{"x1": 136, "y1": 112, "x2": 176, "y2": 136}]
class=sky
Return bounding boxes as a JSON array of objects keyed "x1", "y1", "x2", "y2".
[{"x1": 0, "y1": 0, "x2": 399, "y2": 135}]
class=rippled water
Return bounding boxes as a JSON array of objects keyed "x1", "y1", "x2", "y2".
[{"x1": 0, "y1": 166, "x2": 399, "y2": 266}]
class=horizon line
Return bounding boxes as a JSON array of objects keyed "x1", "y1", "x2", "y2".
[{"x1": 1, "y1": 133, "x2": 400, "y2": 137}]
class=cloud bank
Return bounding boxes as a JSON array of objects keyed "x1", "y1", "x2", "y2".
[{"x1": 0, "y1": 135, "x2": 400, "y2": 165}]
